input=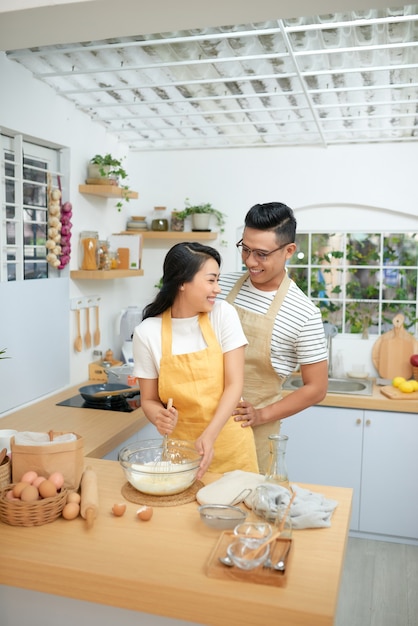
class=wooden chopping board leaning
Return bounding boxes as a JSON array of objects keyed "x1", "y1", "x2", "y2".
[{"x1": 372, "y1": 314, "x2": 418, "y2": 380}]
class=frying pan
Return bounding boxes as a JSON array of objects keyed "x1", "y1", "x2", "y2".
[{"x1": 79, "y1": 383, "x2": 139, "y2": 402}]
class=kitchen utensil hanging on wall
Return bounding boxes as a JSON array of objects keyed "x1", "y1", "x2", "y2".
[
  {"x1": 85, "y1": 307, "x2": 92, "y2": 349},
  {"x1": 74, "y1": 309, "x2": 82, "y2": 352},
  {"x1": 94, "y1": 302, "x2": 101, "y2": 347}
]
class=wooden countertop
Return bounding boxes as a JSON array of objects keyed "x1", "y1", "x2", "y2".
[
  {"x1": 0, "y1": 383, "x2": 147, "y2": 459},
  {"x1": 282, "y1": 379, "x2": 418, "y2": 413},
  {"x1": 0, "y1": 458, "x2": 352, "y2": 626}
]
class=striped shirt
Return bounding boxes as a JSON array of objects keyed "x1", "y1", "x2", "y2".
[{"x1": 218, "y1": 272, "x2": 328, "y2": 378}]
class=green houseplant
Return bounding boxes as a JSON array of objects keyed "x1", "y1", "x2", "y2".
[
  {"x1": 88, "y1": 154, "x2": 131, "y2": 211},
  {"x1": 175, "y1": 199, "x2": 226, "y2": 234},
  {"x1": 0, "y1": 348, "x2": 9, "y2": 360}
]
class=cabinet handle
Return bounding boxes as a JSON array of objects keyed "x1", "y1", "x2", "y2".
[
  {"x1": 366, "y1": 419, "x2": 371, "y2": 426},
  {"x1": 356, "y1": 418, "x2": 362, "y2": 425}
]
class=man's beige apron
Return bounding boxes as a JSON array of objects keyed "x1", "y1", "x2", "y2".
[
  {"x1": 158, "y1": 309, "x2": 259, "y2": 473},
  {"x1": 226, "y1": 273, "x2": 291, "y2": 473}
]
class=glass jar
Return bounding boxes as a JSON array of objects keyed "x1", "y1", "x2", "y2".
[
  {"x1": 97, "y1": 239, "x2": 110, "y2": 270},
  {"x1": 265, "y1": 434, "x2": 290, "y2": 489},
  {"x1": 150, "y1": 206, "x2": 168, "y2": 231},
  {"x1": 170, "y1": 211, "x2": 185, "y2": 232},
  {"x1": 79, "y1": 231, "x2": 98, "y2": 270}
]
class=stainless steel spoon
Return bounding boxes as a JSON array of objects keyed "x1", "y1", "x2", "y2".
[{"x1": 273, "y1": 542, "x2": 292, "y2": 571}]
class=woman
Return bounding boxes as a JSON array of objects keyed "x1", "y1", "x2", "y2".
[{"x1": 132, "y1": 242, "x2": 259, "y2": 479}]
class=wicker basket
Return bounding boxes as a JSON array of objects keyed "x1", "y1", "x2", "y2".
[
  {"x1": 0, "y1": 457, "x2": 11, "y2": 489},
  {"x1": 413, "y1": 366, "x2": 418, "y2": 382},
  {"x1": 0, "y1": 485, "x2": 68, "y2": 527}
]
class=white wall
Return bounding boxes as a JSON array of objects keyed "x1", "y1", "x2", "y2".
[{"x1": 1, "y1": 50, "x2": 418, "y2": 412}]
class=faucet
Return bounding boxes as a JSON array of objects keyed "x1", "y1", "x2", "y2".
[{"x1": 323, "y1": 322, "x2": 338, "y2": 378}]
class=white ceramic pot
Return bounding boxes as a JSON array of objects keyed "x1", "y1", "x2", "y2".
[{"x1": 191, "y1": 213, "x2": 211, "y2": 231}]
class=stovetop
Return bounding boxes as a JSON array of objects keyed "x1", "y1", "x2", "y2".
[{"x1": 57, "y1": 394, "x2": 140, "y2": 413}]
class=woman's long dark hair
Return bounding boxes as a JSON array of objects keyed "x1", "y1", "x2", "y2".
[{"x1": 142, "y1": 242, "x2": 222, "y2": 320}]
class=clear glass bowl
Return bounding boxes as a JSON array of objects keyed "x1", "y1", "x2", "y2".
[
  {"x1": 233, "y1": 521, "x2": 272, "y2": 548},
  {"x1": 119, "y1": 439, "x2": 201, "y2": 496},
  {"x1": 226, "y1": 539, "x2": 270, "y2": 570},
  {"x1": 198, "y1": 504, "x2": 247, "y2": 530}
]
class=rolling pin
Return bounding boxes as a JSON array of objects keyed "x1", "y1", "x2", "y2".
[{"x1": 80, "y1": 465, "x2": 99, "y2": 528}]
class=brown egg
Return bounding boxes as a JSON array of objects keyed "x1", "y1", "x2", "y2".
[
  {"x1": 67, "y1": 492, "x2": 81, "y2": 504},
  {"x1": 21, "y1": 470, "x2": 38, "y2": 484},
  {"x1": 38, "y1": 479, "x2": 57, "y2": 499},
  {"x1": 6, "y1": 489, "x2": 19, "y2": 501},
  {"x1": 112, "y1": 503, "x2": 127, "y2": 517},
  {"x1": 136, "y1": 506, "x2": 153, "y2": 521},
  {"x1": 13, "y1": 481, "x2": 31, "y2": 498},
  {"x1": 62, "y1": 502, "x2": 80, "y2": 520},
  {"x1": 20, "y1": 485, "x2": 40, "y2": 502},
  {"x1": 48, "y1": 471, "x2": 65, "y2": 490},
  {"x1": 33, "y1": 475, "x2": 47, "y2": 488}
]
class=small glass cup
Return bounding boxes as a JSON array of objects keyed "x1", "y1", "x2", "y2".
[
  {"x1": 233, "y1": 521, "x2": 272, "y2": 548},
  {"x1": 275, "y1": 504, "x2": 293, "y2": 538},
  {"x1": 226, "y1": 539, "x2": 270, "y2": 570}
]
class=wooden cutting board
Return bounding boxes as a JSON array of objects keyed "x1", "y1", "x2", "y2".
[
  {"x1": 380, "y1": 385, "x2": 418, "y2": 400},
  {"x1": 372, "y1": 314, "x2": 418, "y2": 380}
]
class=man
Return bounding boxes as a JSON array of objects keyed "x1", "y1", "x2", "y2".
[{"x1": 218, "y1": 202, "x2": 328, "y2": 472}]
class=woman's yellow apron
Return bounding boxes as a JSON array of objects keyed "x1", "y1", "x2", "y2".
[
  {"x1": 226, "y1": 273, "x2": 291, "y2": 473},
  {"x1": 158, "y1": 308, "x2": 258, "y2": 473}
]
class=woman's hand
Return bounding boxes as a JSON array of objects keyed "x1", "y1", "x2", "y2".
[
  {"x1": 232, "y1": 397, "x2": 259, "y2": 427},
  {"x1": 194, "y1": 434, "x2": 215, "y2": 480},
  {"x1": 154, "y1": 403, "x2": 178, "y2": 436}
]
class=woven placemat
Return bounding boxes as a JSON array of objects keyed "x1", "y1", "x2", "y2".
[{"x1": 121, "y1": 480, "x2": 204, "y2": 507}]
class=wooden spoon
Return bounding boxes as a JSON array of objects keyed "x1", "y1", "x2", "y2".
[
  {"x1": 74, "y1": 309, "x2": 83, "y2": 352},
  {"x1": 93, "y1": 304, "x2": 101, "y2": 347},
  {"x1": 85, "y1": 307, "x2": 92, "y2": 349}
]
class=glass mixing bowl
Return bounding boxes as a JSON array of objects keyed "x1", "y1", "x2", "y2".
[{"x1": 119, "y1": 439, "x2": 201, "y2": 496}]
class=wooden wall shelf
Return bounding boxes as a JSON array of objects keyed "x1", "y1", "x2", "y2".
[
  {"x1": 120, "y1": 231, "x2": 218, "y2": 241},
  {"x1": 70, "y1": 269, "x2": 144, "y2": 280},
  {"x1": 79, "y1": 184, "x2": 138, "y2": 199}
]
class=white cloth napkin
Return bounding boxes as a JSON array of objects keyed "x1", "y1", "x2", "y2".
[
  {"x1": 14, "y1": 432, "x2": 77, "y2": 446},
  {"x1": 246, "y1": 483, "x2": 338, "y2": 529}
]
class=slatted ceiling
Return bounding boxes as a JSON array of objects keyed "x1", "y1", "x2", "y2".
[{"x1": 6, "y1": 6, "x2": 418, "y2": 150}]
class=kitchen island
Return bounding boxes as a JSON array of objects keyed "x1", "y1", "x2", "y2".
[{"x1": 0, "y1": 457, "x2": 352, "y2": 626}]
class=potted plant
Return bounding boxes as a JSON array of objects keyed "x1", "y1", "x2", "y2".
[
  {"x1": 88, "y1": 154, "x2": 131, "y2": 211},
  {"x1": 175, "y1": 199, "x2": 226, "y2": 233}
]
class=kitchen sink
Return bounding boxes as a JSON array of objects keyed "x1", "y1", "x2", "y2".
[{"x1": 282, "y1": 376, "x2": 373, "y2": 396}]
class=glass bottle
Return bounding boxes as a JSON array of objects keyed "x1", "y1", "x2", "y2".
[
  {"x1": 151, "y1": 206, "x2": 168, "y2": 231},
  {"x1": 265, "y1": 434, "x2": 290, "y2": 489}
]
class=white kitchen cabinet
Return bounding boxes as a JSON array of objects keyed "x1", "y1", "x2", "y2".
[
  {"x1": 360, "y1": 410, "x2": 418, "y2": 539},
  {"x1": 281, "y1": 406, "x2": 418, "y2": 541},
  {"x1": 281, "y1": 406, "x2": 363, "y2": 530}
]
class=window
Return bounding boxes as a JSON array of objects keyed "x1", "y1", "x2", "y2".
[
  {"x1": 1, "y1": 133, "x2": 63, "y2": 282},
  {"x1": 287, "y1": 232, "x2": 418, "y2": 335}
]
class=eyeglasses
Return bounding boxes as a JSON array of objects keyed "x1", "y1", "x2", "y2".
[{"x1": 235, "y1": 239, "x2": 292, "y2": 262}]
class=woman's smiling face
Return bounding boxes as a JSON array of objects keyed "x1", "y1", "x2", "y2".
[{"x1": 174, "y1": 257, "x2": 221, "y2": 317}]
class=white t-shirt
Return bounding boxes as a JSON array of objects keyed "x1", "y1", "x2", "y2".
[
  {"x1": 218, "y1": 272, "x2": 328, "y2": 378},
  {"x1": 133, "y1": 300, "x2": 248, "y2": 379}
]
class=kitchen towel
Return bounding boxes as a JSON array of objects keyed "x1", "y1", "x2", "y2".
[{"x1": 246, "y1": 483, "x2": 338, "y2": 529}]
